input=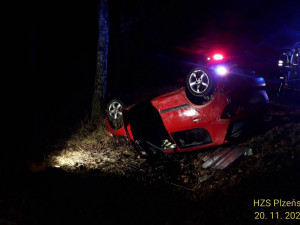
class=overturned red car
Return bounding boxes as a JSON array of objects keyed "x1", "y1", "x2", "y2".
[{"x1": 105, "y1": 53, "x2": 269, "y2": 156}]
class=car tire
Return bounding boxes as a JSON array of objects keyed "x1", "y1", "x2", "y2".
[
  {"x1": 186, "y1": 67, "x2": 216, "y2": 97},
  {"x1": 106, "y1": 99, "x2": 124, "y2": 130}
]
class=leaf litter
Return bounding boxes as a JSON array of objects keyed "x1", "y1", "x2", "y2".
[{"x1": 47, "y1": 102, "x2": 300, "y2": 199}]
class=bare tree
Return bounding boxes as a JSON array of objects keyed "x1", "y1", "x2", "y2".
[{"x1": 92, "y1": 0, "x2": 109, "y2": 120}]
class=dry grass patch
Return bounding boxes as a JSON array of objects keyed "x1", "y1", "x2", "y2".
[
  {"x1": 47, "y1": 124, "x2": 146, "y2": 175},
  {"x1": 47, "y1": 102, "x2": 300, "y2": 199}
]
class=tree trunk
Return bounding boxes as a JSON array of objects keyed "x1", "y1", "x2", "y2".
[{"x1": 92, "y1": 0, "x2": 109, "y2": 121}]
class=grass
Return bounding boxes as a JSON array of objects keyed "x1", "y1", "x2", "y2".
[
  {"x1": 47, "y1": 119, "x2": 146, "y2": 176},
  {"x1": 46, "y1": 101, "x2": 300, "y2": 200},
  {"x1": 1, "y1": 101, "x2": 300, "y2": 225}
]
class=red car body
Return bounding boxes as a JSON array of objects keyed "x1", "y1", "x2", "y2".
[{"x1": 106, "y1": 73, "x2": 269, "y2": 156}]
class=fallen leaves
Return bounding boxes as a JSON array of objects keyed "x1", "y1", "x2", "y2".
[{"x1": 46, "y1": 102, "x2": 300, "y2": 199}]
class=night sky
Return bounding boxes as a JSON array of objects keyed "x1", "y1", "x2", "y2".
[{"x1": 25, "y1": 0, "x2": 300, "y2": 159}]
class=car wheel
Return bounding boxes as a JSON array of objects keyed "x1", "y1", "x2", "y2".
[
  {"x1": 107, "y1": 99, "x2": 124, "y2": 130},
  {"x1": 186, "y1": 67, "x2": 216, "y2": 97}
]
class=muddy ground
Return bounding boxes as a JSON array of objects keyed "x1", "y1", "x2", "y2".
[{"x1": 1, "y1": 90, "x2": 300, "y2": 225}]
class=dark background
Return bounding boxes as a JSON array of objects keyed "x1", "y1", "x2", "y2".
[
  {"x1": 1, "y1": 1, "x2": 299, "y2": 224},
  {"x1": 25, "y1": 0, "x2": 300, "y2": 159}
]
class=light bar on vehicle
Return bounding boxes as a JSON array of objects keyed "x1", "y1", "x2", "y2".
[{"x1": 213, "y1": 54, "x2": 224, "y2": 61}]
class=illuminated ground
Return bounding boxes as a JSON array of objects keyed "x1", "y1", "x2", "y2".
[{"x1": 1, "y1": 96, "x2": 300, "y2": 225}]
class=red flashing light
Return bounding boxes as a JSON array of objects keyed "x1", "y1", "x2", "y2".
[{"x1": 213, "y1": 54, "x2": 224, "y2": 61}]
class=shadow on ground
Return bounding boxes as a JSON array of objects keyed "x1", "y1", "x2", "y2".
[
  {"x1": 2, "y1": 89, "x2": 300, "y2": 225},
  {"x1": 1, "y1": 161, "x2": 300, "y2": 225}
]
